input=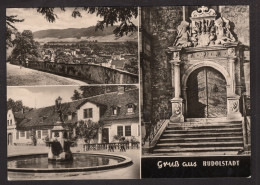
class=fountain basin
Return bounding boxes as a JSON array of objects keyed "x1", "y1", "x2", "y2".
[{"x1": 8, "y1": 153, "x2": 132, "y2": 173}]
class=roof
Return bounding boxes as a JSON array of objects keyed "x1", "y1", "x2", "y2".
[
  {"x1": 13, "y1": 88, "x2": 139, "y2": 129},
  {"x1": 111, "y1": 60, "x2": 125, "y2": 69}
]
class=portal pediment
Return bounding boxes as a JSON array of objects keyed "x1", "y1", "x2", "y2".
[{"x1": 173, "y1": 6, "x2": 237, "y2": 48}]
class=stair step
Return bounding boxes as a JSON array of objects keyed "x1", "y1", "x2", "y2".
[
  {"x1": 156, "y1": 141, "x2": 243, "y2": 148},
  {"x1": 167, "y1": 124, "x2": 242, "y2": 130},
  {"x1": 149, "y1": 151, "x2": 239, "y2": 156},
  {"x1": 153, "y1": 147, "x2": 243, "y2": 153},
  {"x1": 162, "y1": 132, "x2": 243, "y2": 138},
  {"x1": 164, "y1": 128, "x2": 242, "y2": 134},
  {"x1": 159, "y1": 136, "x2": 243, "y2": 143}
]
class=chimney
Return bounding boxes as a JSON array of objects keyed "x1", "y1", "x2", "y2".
[{"x1": 118, "y1": 86, "x2": 125, "y2": 95}]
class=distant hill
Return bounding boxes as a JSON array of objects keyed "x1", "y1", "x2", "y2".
[
  {"x1": 34, "y1": 26, "x2": 119, "y2": 39},
  {"x1": 33, "y1": 26, "x2": 137, "y2": 43}
]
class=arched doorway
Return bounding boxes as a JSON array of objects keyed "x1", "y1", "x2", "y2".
[
  {"x1": 8, "y1": 133, "x2": 13, "y2": 145},
  {"x1": 186, "y1": 67, "x2": 227, "y2": 118}
]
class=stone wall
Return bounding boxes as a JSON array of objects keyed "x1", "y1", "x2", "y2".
[
  {"x1": 221, "y1": 6, "x2": 250, "y2": 46},
  {"x1": 142, "y1": 6, "x2": 183, "y2": 122},
  {"x1": 11, "y1": 61, "x2": 138, "y2": 84}
]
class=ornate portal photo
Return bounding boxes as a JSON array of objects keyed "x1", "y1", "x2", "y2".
[{"x1": 141, "y1": 5, "x2": 251, "y2": 178}]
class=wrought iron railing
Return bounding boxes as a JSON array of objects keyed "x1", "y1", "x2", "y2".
[
  {"x1": 148, "y1": 111, "x2": 170, "y2": 145},
  {"x1": 242, "y1": 94, "x2": 251, "y2": 148}
]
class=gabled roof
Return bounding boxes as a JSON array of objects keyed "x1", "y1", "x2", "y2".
[{"x1": 13, "y1": 88, "x2": 138, "y2": 129}]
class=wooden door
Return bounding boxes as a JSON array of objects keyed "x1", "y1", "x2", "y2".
[
  {"x1": 187, "y1": 67, "x2": 227, "y2": 118},
  {"x1": 102, "y1": 128, "x2": 109, "y2": 143}
]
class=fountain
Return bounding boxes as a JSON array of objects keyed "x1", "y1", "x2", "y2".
[
  {"x1": 46, "y1": 96, "x2": 73, "y2": 162},
  {"x1": 7, "y1": 97, "x2": 132, "y2": 178}
]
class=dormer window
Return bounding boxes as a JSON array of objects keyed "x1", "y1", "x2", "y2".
[
  {"x1": 127, "y1": 104, "x2": 135, "y2": 114},
  {"x1": 111, "y1": 106, "x2": 120, "y2": 116}
]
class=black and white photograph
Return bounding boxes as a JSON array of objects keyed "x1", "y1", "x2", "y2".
[
  {"x1": 6, "y1": 7, "x2": 139, "y2": 85},
  {"x1": 7, "y1": 85, "x2": 140, "y2": 180},
  {"x1": 140, "y1": 6, "x2": 251, "y2": 178}
]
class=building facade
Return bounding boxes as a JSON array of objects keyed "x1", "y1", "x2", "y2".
[{"x1": 7, "y1": 88, "x2": 140, "y2": 146}]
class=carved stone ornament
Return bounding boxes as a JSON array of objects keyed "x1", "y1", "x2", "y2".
[
  {"x1": 173, "y1": 51, "x2": 180, "y2": 60},
  {"x1": 191, "y1": 6, "x2": 217, "y2": 17},
  {"x1": 174, "y1": 103, "x2": 181, "y2": 115},
  {"x1": 174, "y1": 6, "x2": 236, "y2": 47},
  {"x1": 227, "y1": 47, "x2": 236, "y2": 57},
  {"x1": 230, "y1": 100, "x2": 239, "y2": 113}
]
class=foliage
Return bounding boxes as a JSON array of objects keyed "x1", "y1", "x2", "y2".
[
  {"x1": 79, "y1": 86, "x2": 118, "y2": 98},
  {"x1": 36, "y1": 7, "x2": 138, "y2": 36},
  {"x1": 124, "y1": 57, "x2": 138, "y2": 74},
  {"x1": 54, "y1": 51, "x2": 73, "y2": 63},
  {"x1": 130, "y1": 136, "x2": 138, "y2": 142},
  {"x1": 10, "y1": 30, "x2": 42, "y2": 63},
  {"x1": 7, "y1": 98, "x2": 30, "y2": 112},
  {"x1": 75, "y1": 120, "x2": 104, "y2": 143},
  {"x1": 6, "y1": 15, "x2": 24, "y2": 49},
  {"x1": 113, "y1": 135, "x2": 123, "y2": 142},
  {"x1": 71, "y1": 90, "x2": 82, "y2": 101},
  {"x1": 42, "y1": 135, "x2": 50, "y2": 142}
]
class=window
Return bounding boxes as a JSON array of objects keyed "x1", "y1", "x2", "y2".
[
  {"x1": 26, "y1": 131, "x2": 30, "y2": 139},
  {"x1": 112, "y1": 107, "x2": 119, "y2": 115},
  {"x1": 7, "y1": 120, "x2": 9, "y2": 125},
  {"x1": 37, "y1": 130, "x2": 41, "y2": 139},
  {"x1": 125, "y1": 126, "x2": 131, "y2": 136},
  {"x1": 42, "y1": 130, "x2": 48, "y2": 136},
  {"x1": 84, "y1": 108, "x2": 93, "y2": 118},
  {"x1": 10, "y1": 120, "x2": 12, "y2": 125},
  {"x1": 117, "y1": 126, "x2": 123, "y2": 136},
  {"x1": 16, "y1": 131, "x2": 19, "y2": 139},
  {"x1": 127, "y1": 104, "x2": 135, "y2": 113},
  {"x1": 20, "y1": 131, "x2": 25, "y2": 137}
]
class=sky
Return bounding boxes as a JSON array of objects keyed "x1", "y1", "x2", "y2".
[
  {"x1": 7, "y1": 86, "x2": 80, "y2": 108},
  {"x1": 6, "y1": 8, "x2": 138, "y2": 33}
]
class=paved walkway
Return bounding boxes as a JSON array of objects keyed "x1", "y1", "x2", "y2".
[
  {"x1": 7, "y1": 63, "x2": 88, "y2": 86},
  {"x1": 8, "y1": 145, "x2": 140, "y2": 180}
]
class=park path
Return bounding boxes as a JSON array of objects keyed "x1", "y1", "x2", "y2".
[{"x1": 7, "y1": 63, "x2": 88, "y2": 86}]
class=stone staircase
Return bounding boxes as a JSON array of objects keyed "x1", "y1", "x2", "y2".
[{"x1": 153, "y1": 120, "x2": 244, "y2": 155}]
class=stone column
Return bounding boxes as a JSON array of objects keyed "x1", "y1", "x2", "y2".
[
  {"x1": 227, "y1": 48, "x2": 242, "y2": 120},
  {"x1": 229, "y1": 57, "x2": 236, "y2": 94},
  {"x1": 169, "y1": 51, "x2": 184, "y2": 123},
  {"x1": 174, "y1": 61, "x2": 181, "y2": 98}
]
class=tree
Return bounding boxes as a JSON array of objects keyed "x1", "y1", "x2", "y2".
[
  {"x1": 6, "y1": 8, "x2": 137, "y2": 52},
  {"x1": 79, "y1": 86, "x2": 118, "y2": 98},
  {"x1": 75, "y1": 120, "x2": 104, "y2": 143},
  {"x1": 10, "y1": 30, "x2": 41, "y2": 63},
  {"x1": 36, "y1": 7, "x2": 138, "y2": 36},
  {"x1": 54, "y1": 51, "x2": 73, "y2": 63},
  {"x1": 124, "y1": 57, "x2": 138, "y2": 74},
  {"x1": 71, "y1": 90, "x2": 82, "y2": 101},
  {"x1": 7, "y1": 98, "x2": 30, "y2": 112},
  {"x1": 6, "y1": 15, "x2": 24, "y2": 49}
]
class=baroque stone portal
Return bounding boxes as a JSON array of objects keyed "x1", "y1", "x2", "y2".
[{"x1": 167, "y1": 6, "x2": 242, "y2": 122}]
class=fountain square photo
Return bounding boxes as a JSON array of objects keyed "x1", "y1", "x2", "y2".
[{"x1": 7, "y1": 85, "x2": 141, "y2": 180}]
